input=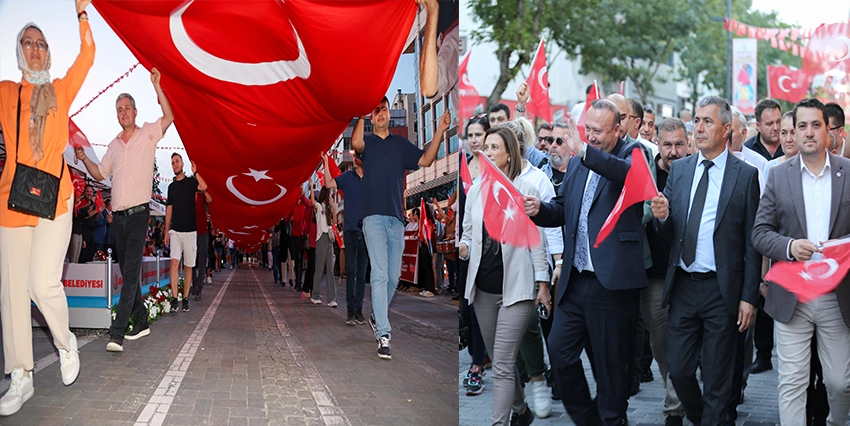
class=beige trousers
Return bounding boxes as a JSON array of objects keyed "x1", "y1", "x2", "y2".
[
  {"x1": 0, "y1": 197, "x2": 73, "y2": 373},
  {"x1": 775, "y1": 292, "x2": 850, "y2": 426}
]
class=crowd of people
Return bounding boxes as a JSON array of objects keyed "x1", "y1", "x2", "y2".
[{"x1": 458, "y1": 78, "x2": 850, "y2": 426}]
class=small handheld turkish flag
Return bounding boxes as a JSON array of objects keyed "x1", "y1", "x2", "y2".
[
  {"x1": 460, "y1": 149, "x2": 473, "y2": 194},
  {"x1": 594, "y1": 147, "x2": 656, "y2": 248},
  {"x1": 478, "y1": 153, "x2": 540, "y2": 249},
  {"x1": 766, "y1": 238, "x2": 850, "y2": 303},
  {"x1": 68, "y1": 119, "x2": 91, "y2": 149},
  {"x1": 767, "y1": 65, "x2": 812, "y2": 103},
  {"x1": 419, "y1": 197, "x2": 434, "y2": 253},
  {"x1": 459, "y1": 50, "x2": 480, "y2": 119},
  {"x1": 526, "y1": 39, "x2": 551, "y2": 123},
  {"x1": 577, "y1": 81, "x2": 600, "y2": 143}
]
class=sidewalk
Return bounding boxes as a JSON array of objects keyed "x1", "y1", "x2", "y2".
[
  {"x1": 459, "y1": 343, "x2": 826, "y2": 425},
  {"x1": 0, "y1": 262, "x2": 457, "y2": 425}
]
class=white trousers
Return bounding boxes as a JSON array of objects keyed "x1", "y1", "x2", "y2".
[
  {"x1": 775, "y1": 292, "x2": 850, "y2": 426},
  {"x1": 0, "y1": 197, "x2": 73, "y2": 373}
]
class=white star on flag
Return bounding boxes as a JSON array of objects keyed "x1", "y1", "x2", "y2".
[{"x1": 244, "y1": 169, "x2": 273, "y2": 182}]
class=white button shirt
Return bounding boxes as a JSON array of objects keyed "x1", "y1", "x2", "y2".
[
  {"x1": 680, "y1": 149, "x2": 729, "y2": 273},
  {"x1": 801, "y1": 156, "x2": 832, "y2": 246}
]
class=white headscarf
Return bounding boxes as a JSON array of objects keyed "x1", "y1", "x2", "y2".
[{"x1": 16, "y1": 22, "x2": 51, "y2": 85}]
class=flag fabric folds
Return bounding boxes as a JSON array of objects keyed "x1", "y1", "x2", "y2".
[
  {"x1": 766, "y1": 239, "x2": 850, "y2": 304},
  {"x1": 477, "y1": 154, "x2": 540, "y2": 249},
  {"x1": 594, "y1": 147, "x2": 656, "y2": 248},
  {"x1": 525, "y1": 39, "x2": 550, "y2": 123}
]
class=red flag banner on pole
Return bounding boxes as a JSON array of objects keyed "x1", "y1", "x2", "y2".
[
  {"x1": 477, "y1": 154, "x2": 540, "y2": 249},
  {"x1": 594, "y1": 147, "x2": 656, "y2": 248},
  {"x1": 803, "y1": 22, "x2": 850, "y2": 75},
  {"x1": 577, "y1": 81, "x2": 600, "y2": 143},
  {"x1": 767, "y1": 65, "x2": 812, "y2": 103},
  {"x1": 765, "y1": 239, "x2": 850, "y2": 303},
  {"x1": 459, "y1": 50, "x2": 480, "y2": 119},
  {"x1": 525, "y1": 38, "x2": 551, "y2": 122},
  {"x1": 95, "y1": 0, "x2": 418, "y2": 246}
]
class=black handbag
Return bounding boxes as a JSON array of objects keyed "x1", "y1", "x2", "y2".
[{"x1": 8, "y1": 85, "x2": 64, "y2": 220}]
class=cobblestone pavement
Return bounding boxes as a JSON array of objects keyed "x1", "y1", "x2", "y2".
[
  {"x1": 459, "y1": 340, "x2": 839, "y2": 425},
  {"x1": 0, "y1": 262, "x2": 457, "y2": 425}
]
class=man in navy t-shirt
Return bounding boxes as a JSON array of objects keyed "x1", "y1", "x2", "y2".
[
  {"x1": 352, "y1": 96, "x2": 451, "y2": 360},
  {"x1": 324, "y1": 154, "x2": 366, "y2": 326}
]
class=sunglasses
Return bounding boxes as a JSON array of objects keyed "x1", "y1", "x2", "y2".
[
  {"x1": 537, "y1": 136, "x2": 554, "y2": 144},
  {"x1": 554, "y1": 137, "x2": 567, "y2": 146},
  {"x1": 468, "y1": 113, "x2": 487, "y2": 120}
]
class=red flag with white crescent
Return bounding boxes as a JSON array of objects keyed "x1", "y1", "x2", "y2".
[
  {"x1": 478, "y1": 154, "x2": 540, "y2": 249},
  {"x1": 460, "y1": 150, "x2": 473, "y2": 194},
  {"x1": 803, "y1": 22, "x2": 850, "y2": 75},
  {"x1": 525, "y1": 39, "x2": 551, "y2": 122},
  {"x1": 459, "y1": 50, "x2": 479, "y2": 119},
  {"x1": 767, "y1": 65, "x2": 812, "y2": 103},
  {"x1": 766, "y1": 239, "x2": 850, "y2": 303},
  {"x1": 94, "y1": 0, "x2": 418, "y2": 246},
  {"x1": 594, "y1": 147, "x2": 656, "y2": 248}
]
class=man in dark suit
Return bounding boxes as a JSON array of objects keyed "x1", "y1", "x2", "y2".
[
  {"x1": 524, "y1": 99, "x2": 647, "y2": 425},
  {"x1": 650, "y1": 95, "x2": 760, "y2": 426},
  {"x1": 752, "y1": 97, "x2": 850, "y2": 426}
]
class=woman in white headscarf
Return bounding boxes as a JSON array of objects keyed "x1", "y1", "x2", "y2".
[{"x1": 0, "y1": 0, "x2": 94, "y2": 416}]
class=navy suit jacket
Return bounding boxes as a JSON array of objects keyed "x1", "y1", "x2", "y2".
[
  {"x1": 532, "y1": 138, "x2": 649, "y2": 306},
  {"x1": 656, "y1": 152, "x2": 761, "y2": 316}
]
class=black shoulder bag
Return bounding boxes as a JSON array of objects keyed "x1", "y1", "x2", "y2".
[{"x1": 8, "y1": 85, "x2": 64, "y2": 220}]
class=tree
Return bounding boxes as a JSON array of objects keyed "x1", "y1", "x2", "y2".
[
  {"x1": 559, "y1": 0, "x2": 697, "y2": 104},
  {"x1": 467, "y1": 0, "x2": 587, "y2": 109}
]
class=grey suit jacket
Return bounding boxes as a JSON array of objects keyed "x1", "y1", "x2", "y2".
[
  {"x1": 656, "y1": 151, "x2": 762, "y2": 316},
  {"x1": 752, "y1": 153, "x2": 850, "y2": 327}
]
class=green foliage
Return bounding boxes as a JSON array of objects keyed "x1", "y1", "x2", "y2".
[
  {"x1": 152, "y1": 161, "x2": 163, "y2": 197},
  {"x1": 563, "y1": 0, "x2": 697, "y2": 104}
]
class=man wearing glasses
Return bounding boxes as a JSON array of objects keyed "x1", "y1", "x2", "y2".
[
  {"x1": 826, "y1": 102, "x2": 846, "y2": 157},
  {"x1": 548, "y1": 123, "x2": 572, "y2": 187}
]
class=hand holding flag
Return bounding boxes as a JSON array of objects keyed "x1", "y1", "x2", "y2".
[
  {"x1": 478, "y1": 153, "x2": 540, "y2": 249},
  {"x1": 525, "y1": 38, "x2": 551, "y2": 122},
  {"x1": 765, "y1": 238, "x2": 850, "y2": 303},
  {"x1": 594, "y1": 147, "x2": 656, "y2": 247}
]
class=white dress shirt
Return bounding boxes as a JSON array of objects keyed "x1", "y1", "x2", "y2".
[
  {"x1": 801, "y1": 156, "x2": 832, "y2": 246},
  {"x1": 520, "y1": 161, "x2": 563, "y2": 264},
  {"x1": 680, "y1": 149, "x2": 728, "y2": 273}
]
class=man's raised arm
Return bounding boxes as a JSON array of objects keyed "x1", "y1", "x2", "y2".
[{"x1": 151, "y1": 67, "x2": 174, "y2": 134}]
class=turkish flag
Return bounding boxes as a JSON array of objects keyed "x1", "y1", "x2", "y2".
[
  {"x1": 71, "y1": 172, "x2": 86, "y2": 200},
  {"x1": 594, "y1": 147, "x2": 656, "y2": 248},
  {"x1": 459, "y1": 149, "x2": 473, "y2": 194},
  {"x1": 767, "y1": 65, "x2": 812, "y2": 103},
  {"x1": 95, "y1": 0, "x2": 418, "y2": 246},
  {"x1": 95, "y1": 189, "x2": 105, "y2": 211},
  {"x1": 68, "y1": 119, "x2": 90, "y2": 149},
  {"x1": 478, "y1": 154, "x2": 540, "y2": 249},
  {"x1": 803, "y1": 22, "x2": 850, "y2": 75},
  {"x1": 577, "y1": 81, "x2": 600, "y2": 143},
  {"x1": 459, "y1": 50, "x2": 480, "y2": 119},
  {"x1": 766, "y1": 239, "x2": 850, "y2": 303},
  {"x1": 525, "y1": 39, "x2": 551, "y2": 123},
  {"x1": 331, "y1": 223, "x2": 344, "y2": 248},
  {"x1": 419, "y1": 197, "x2": 433, "y2": 252}
]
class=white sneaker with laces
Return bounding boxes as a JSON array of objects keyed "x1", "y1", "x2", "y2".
[
  {"x1": 0, "y1": 369, "x2": 33, "y2": 416},
  {"x1": 311, "y1": 298, "x2": 322, "y2": 305},
  {"x1": 59, "y1": 333, "x2": 80, "y2": 386},
  {"x1": 530, "y1": 379, "x2": 552, "y2": 418},
  {"x1": 327, "y1": 301, "x2": 338, "y2": 308}
]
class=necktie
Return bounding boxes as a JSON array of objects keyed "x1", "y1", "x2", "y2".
[
  {"x1": 682, "y1": 160, "x2": 714, "y2": 267},
  {"x1": 574, "y1": 172, "x2": 600, "y2": 271}
]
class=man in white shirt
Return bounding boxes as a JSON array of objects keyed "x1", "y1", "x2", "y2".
[{"x1": 753, "y1": 97, "x2": 850, "y2": 426}]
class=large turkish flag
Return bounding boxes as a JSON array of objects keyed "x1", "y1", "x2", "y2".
[
  {"x1": 94, "y1": 0, "x2": 417, "y2": 246},
  {"x1": 803, "y1": 22, "x2": 850, "y2": 75},
  {"x1": 767, "y1": 65, "x2": 812, "y2": 103}
]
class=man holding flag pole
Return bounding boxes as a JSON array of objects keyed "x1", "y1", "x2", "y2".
[{"x1": 523, "y1": 99, "x2": 649, "y2": 425}]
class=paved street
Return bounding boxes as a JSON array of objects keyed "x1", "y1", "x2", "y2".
[
  {"x1": 0, "y1": 262, "x2": 457, "y2": 426},
  {"x1": 459, "y1": 338, "x2": 850, "y2": 425}
]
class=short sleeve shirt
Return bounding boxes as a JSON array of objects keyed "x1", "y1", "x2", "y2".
[
  {"x1": 357, "y1": 133, "x2": 423, "y2": 223},
  {"x1": 98, "y1": 119, "x2": 164, "y2": 211},
  {"x1": 166, "y1": 177, "x2": 199, "y2": 232},
  {"x1": 334, "y1": 170, "x2": 363, "y2": 232}
]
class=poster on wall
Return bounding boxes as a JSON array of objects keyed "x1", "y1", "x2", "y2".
[
  {"x1": 733, "y1": 38, "x2": 758, "y2": 115},
  {"x1": 400, "y1": 231, "x2": 420, "y2": 284}
]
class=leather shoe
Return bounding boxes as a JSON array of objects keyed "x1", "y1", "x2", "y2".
[
  {"x1": 665, "y1": 416, "x2": 684, "y2": 426},
  {"x1": 640, "y1": 368, "x2": 654, "y2": 383},
  {"x1": 751, "y1": 358, "x2": 773, "y2": 374},
  {"x1": 630, "y1": 376, "x2": 640, "y2": 396}
]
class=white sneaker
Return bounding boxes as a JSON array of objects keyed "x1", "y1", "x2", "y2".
[
  {"x1": 311, "y1": 298, "x2": 322, "y2": 305},
  {"x1": 328, "y1": 301, "x2": 338, "y2": 308},
  {"x1": 0, "y1": 369, "x2": 33, "y2": 416},
  {"x1": 419, "y1": 290, "x2": 435, "y2": 297},
  {"x1": 59, "y1": 333, "x2": 80, "y2": 386},
  {"x1": 530, "y1": 379, "x2": 552, "y2": 418},
  {"x1": 206, "y1": 276, "x2": 212, "y2": 285}
]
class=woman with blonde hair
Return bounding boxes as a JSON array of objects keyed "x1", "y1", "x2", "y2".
[
  {"x1": 460, "y1": 126, "x2": 550, "y2": 425},
  {"x1": 0, "y1": 0, "x2": 94, "y2": 416}
]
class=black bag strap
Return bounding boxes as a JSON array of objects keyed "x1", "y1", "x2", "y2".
[{"x1": 16, "y1": 85, "x2": 64, "y2": 180}]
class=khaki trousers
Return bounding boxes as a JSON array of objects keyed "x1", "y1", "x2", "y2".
[{"x1": 0, "y1": 197, "x2": 73, "y2": 373}]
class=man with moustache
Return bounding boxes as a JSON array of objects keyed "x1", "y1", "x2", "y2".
[
  {"x1": 645, "y1": 118, "x2": 688, "y2": 426},
  {"x1": 641, "y1": 105, "x2": 657, "y2": 143},
  {"x1": 524, "y1": 99, "x2": 647, "y2": 425},
  {"x1": 548, "y1": 122, "x2": 572, "y2": 187},
  {"x1": 752, "y1": 97, "x2": 850, "y2": 426},
  {"x1": 744, "y1": 99, "x2": 784, "y2": 161},
  {"x1": 651, "y1": 96, "x2": 760, "y2": 426}
]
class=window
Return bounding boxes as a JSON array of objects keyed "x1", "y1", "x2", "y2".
[{"x1": 448, "y1": 133, "x2": 459, "y2": 154}]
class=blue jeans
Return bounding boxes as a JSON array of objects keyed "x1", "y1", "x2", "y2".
[
  {"x1": 344, "y1": 229, "x2": 368, "y2": 312},
  {"x1": 362, "y1": 215, "x2": 404, "y2": 340}
]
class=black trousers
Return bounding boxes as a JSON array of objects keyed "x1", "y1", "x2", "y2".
[
  {"x1": 667, "y1": 273, "x2": 738, "y2": 426},
  {"x1": 288, "y1": 237, "x2": 305, "y2": 286},
  {"x1": 109, "y1": 208, "x2": 150, "y2": 340},
  {"x1": 754, "y1": 304, "x2": 774, "y2": 361},
  {"x1": 549, "y1": 269, "x2": 639, "y2": 426},
  {"x1": 303, "y1": 247, "x2": 316, "y2": 294}
]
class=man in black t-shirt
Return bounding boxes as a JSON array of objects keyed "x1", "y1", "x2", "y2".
[{"x1": 165, "y1": 153, "x2": 208, "y2": 313}]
